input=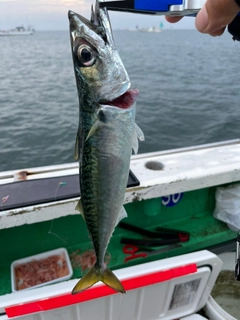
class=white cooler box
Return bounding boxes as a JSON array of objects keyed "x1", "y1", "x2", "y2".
[{"x1": 0, "y1": 250, "x2": 222, "y2": 320}]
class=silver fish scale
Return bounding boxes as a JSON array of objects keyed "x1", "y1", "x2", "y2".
[
  {"x1": 68, "y1": 5, "x2": 142, "y2": 293},
  {"x1": 80, "y1": 105, "x2": 135, "y2": 265}
]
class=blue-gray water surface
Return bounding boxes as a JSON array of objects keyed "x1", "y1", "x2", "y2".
[{"x1": 0, "y1": 30, "x2": 239, "y2": 172}]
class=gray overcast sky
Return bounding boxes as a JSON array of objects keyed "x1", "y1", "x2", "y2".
[{"x1": 0, "y1": 0, "x2": 196, "y2": 30}]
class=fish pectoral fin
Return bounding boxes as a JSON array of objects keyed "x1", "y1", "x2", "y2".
[
  {"x1": 132, "y1": 123, "x2": 145, "y2": 154},
  {"x1": 135, "y1": 123, "x2": 145, "y2": 141},
  {"x1": 72, "y1": 264, "x2": 125, "y2": 294},
  {"x1": 75, "y1": 198, "x2": 85, "y2": 221},
  {"x1": 86, "y1": 112, "x2": 105, "y2": 141},
  {"x1": 116, "y1": 206, "x2": 127, "y2": 225}
]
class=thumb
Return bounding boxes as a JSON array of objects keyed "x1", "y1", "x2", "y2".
[{"x1": 195, "y1": 0, "x2": 240, "y2": 36}]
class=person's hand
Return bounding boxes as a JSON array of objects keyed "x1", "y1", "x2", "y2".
[{"x1": 165, "y1": 0, "x2": 240, "y2": 36}]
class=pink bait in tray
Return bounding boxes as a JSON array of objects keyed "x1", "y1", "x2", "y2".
[{"x1": 11, "y1": 248, "x2": 73, "y2": 292}]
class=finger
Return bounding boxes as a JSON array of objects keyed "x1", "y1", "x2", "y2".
[
  {"x1": 165, "y1": 16, "x2": 183, "y2": 23},
  {"x1": 195, "y1": 0, "x2": 240, "y2": 34},
  {"x1": 209, "y1": 27, "x2": 226, "y2": 37}
]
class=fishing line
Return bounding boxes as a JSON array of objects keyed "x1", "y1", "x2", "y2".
[
  {"x1": 135, "y1": 288, "x2": 144, "y2": 320},
  {"x1": 106, "y1": 295, "x2": 113, "y2": 320},
  {"x1": 48, "y1": 180, "x2": 81, "y2": 271},
  {"x1": 117, "y1": 294, "x2": 124, "y2": 320},
  {"x1": 35, "y1": 312, "x2": 44, "y2": 320},
  {"x1": 47, "y1": 181, "x2": 71, "y2": 246},
  {"x1": 1, "y1": 195, "x2": 9, "y2": 211},
  {"x1": 47, "y1": 220, "x2": 93, "y2": 271},
  {"x1": 48, "y1": 219, "x2": 69, "y2": 246},
  {"x1": 54, "y1": 181, "x2": 67, "y2": 200}
]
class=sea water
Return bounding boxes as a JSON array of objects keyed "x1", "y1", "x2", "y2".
[{"x1": 0, "y1": 30, "x2": 240, "y2": 171}]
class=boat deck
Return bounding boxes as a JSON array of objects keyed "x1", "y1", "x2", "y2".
[{"x1": 0, "y1": 140, "x2": 238, "y2": 299}]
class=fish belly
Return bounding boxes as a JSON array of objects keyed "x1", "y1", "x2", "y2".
[{"x1": 80, "y1": 116, "x2": 133, "y2": 264}]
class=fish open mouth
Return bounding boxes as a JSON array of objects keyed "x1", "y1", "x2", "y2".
[{"x1": 104, "y1": 89, "x2": 139, "y2": 109}]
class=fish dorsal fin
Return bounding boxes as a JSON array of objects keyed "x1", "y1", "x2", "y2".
[
  {"x1": 75, "y1": 198, "x2": 86, "y2": 221},
  {"x1": 86, "y1": 110, "x2": 105, "y2": 141},
  {"x1": 132, "y1": 123, "x2": 145, "y2": 154}
]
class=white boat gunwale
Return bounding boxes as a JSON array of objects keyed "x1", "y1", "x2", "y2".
[{"x1": 1, "y1": 139, "x2": 240, "y2": 229}]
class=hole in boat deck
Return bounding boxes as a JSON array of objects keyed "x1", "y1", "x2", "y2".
[{"x1": 145, "y1": 161, "x2": 164, "y2": 171}]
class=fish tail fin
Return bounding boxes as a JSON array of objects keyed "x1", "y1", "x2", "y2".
[
  {"x1": 72, "y1": 266, "x2": 99, "y2": 294},
  {"x1": 72, "y1": 264, "x2": 125, "y2": 294},
  {"x1": 100, "y1": 265, "x2": 126, "y2": 293}
]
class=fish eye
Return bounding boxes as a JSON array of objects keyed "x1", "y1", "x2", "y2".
[{"x1": 77, "y1": 45, "x2": 96, "y2": 66}]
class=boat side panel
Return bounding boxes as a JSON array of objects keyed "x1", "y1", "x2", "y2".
[{"x1": 0, "y1": 186, "x2": 237, "y2": 297}]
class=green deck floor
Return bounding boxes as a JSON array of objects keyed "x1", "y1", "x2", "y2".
[{"x1": 0, "y1": 185, "x2": 237, "y2": 296}]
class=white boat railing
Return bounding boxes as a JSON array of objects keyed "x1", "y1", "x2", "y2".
[{"x1": 1, "y1": 139, "x2": 240, "y2": 229}]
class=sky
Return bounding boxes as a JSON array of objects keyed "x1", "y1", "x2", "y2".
[{"x1": 0, "y1": 0, "x2": 196, "y2": 31}]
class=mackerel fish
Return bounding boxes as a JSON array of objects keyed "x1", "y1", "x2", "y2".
[{"x1": 68, "y1": 1, "x2": 144, "y2": 294}]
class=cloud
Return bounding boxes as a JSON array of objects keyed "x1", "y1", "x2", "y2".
[
  {"x1": 0, "y1": 0, "x2": 195, "y2": 30},
  {"x1": 0, "y1": 0, "x2": 94, "y2": 29},
  {"x1": 0, "y1": 0, "x2": 90, "y2": 14}
]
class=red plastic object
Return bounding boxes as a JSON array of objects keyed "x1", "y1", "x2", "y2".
[
  {"x1": 5, "y1": 263, "x2": 197, "y2": 318},
  {"x1": 123, "y1": 244, "x2": 147, "y2": 262}
]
